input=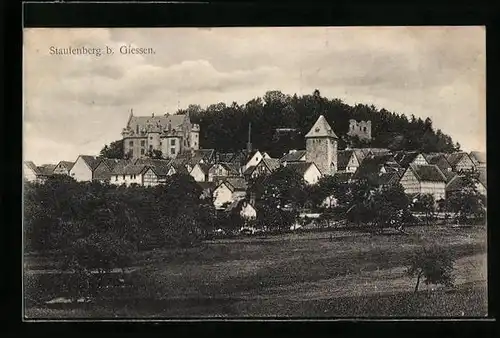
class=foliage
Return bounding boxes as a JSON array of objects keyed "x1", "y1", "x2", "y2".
[
  {"x1": 445, "y1": 169, "x2": 486, "y2": 223},
  {"x1": 146, "y1": 149, "x2": 163, "y2": 159},
  {"x1": 99, "y1": 140, "x2": 124, "y2": 159},
  {"x1": 173, "y1": 90, "x2": 457, "y2": 157},
  {"x1": 307, "y1": 175, "x2": 349, "y2": 210},
  {"x1": 367, "y1": 183, "x2": 411, "y2": 233},
  {"x1": 406, "y1": 244, "x2": 455, "y2": 293},
  {"x1": 411, "y1": 193, "x2": 435, "y2": 226}
]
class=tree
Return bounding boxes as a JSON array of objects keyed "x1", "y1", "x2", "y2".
[
  {"x1": 406, "y1": 244, "x2": 455, "y2": 293},
  {"x1": 445, "y1": 169, "x2": 486, "y2": 224},
  {"x1": 411, "y1": 193, "x2": 435, "y2": 226},
  {"x1": 367, "y1": 183, "x2": 411, "y2": 233},
  {"x1": 146, "y1": 149, "x2": 163, "y2": 159},
  {"x1": 256, "y1": 167, "x2": 307, "y2": 232},
  {"x1": 100, "y1": 140, "x2": 124, "y2": 159}
]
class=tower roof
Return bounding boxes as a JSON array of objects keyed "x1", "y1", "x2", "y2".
[{"x1": 305, "y1": 115, "x2": 338, "y2": 138}]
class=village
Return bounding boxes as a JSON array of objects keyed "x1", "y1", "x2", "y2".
[{"x1": 23, "y1": 110, "x2": 487, "y2": 234}]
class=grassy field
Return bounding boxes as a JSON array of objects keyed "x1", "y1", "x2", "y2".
[{"x1": 24, "y1": 225, "x2": 488, "y2": 318}]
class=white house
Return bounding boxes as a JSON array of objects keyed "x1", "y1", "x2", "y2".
[
  {"x1": 213, "y1": 177, "x2": 248, "y2": 209},
  {"x1": 110, "y1": 164, "x2": 148, "y2": 186},
  {"x1": 53, "y1": 161, "x2": 74, "y2": 176},
  {"x1": 189, "y1": 163, "x2": 210, "y2": 182},
  {"x1": 399, "y1": 164, "x2": 447, "y2": 201},
  {"x1": 208, "y1": 162, "x2": 240, "y2": 182},
  {"x1": 243, "y1": 150, "x2": 265, "y2": 171},
  {"x1": 283, "y1": 161, "x2": 322, "y2": 185},
  {"x1": 69, "y1": 155, "x2": 100, "y2": 182},
  {"x1": 24, "y1": 161, "x2": 41, "y2": 183}
]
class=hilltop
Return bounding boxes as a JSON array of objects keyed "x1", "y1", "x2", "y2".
[{"x1": 176, "y1": 89, "x2": 460, "y2": 158}]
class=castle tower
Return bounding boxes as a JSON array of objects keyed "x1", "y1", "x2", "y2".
[{"x1": 305, "y1": 115, "x2": 338, "y2": 175}]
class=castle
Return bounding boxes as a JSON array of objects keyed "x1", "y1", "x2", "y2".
[
  {"x1": 121, "y1": 109, "x2": 200, "y2": 159},
  {"x1": 347, "y1": 119, "x2": 372, "y2": 141}
]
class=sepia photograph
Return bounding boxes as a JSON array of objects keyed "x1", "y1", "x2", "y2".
[{"x1": 23, "y1": 26, "x2": 487, "y2": 319}]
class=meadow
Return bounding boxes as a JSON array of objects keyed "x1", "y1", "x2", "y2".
[{"x1": 24, "y1": 225, "x2": 488, "y2": 318}]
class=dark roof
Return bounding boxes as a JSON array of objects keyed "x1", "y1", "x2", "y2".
[
  {"x1": 446, "y1": 152, "x2": 471, "y2": 167},
  {"x1": 394, "y1": 151, "x2": 422, "y2": 168},
  {"x1": 442, "y1": 170, "x2": 458, "y2": 183},
  {"x1": 224, "y1": 177, "x2": 248, "y2": 192},
  {"x1": 446, "y1": 175, "x2": 466, "y2": 192},
  {"x1": 215, "y1": 162, "x2": 241, "y2": 175},
  {"x1": 24, "y1": 161, "x2": 41, "y2": 175},
  {"x1": 285, "y1": 162, "x2": 316, "y2": 176},
  {"x1": 353, "y1": 154, "x2": 397, "y2": 179},
  {"x1": 78, "y1": 155, "x2": 101, "y2": 170},
  {"x1": 197, "y1": 181, "x2": 217, "y2": 191},
  {"x1": 262, "y1": 158, "x2": 280, "y2": 172},
  {"x1": 217, "y1": 152, "x2": 236, "y2": 163},
  {"x1": 409, "y1": 164, "x2": 446, "y2": 182},
  {"x1": 337, "y1": 150, "x2": 353, "y2": 171},
  {"x1": 305, "y1": 115, "x2": 338, "y2": 138},
  {"x1": 196, "y1": 163, "x2": 212, "y2": 174},
  {"x1": 112, "y1": 164, "x2": 148, "y2": 175},
  {"x1": 280, "y1": 150, "x2": 307, "y2": 163},
  {"x1": 56, "y1": 161, "x2": 75, "y2": 170},
  {"x1": 470, "y1": 151, "x2": 486, "y2": 164},
  {"x1": 378, "y1": 172, "x2": 400, "y2": 186},
  {"x1": 37, "y1": 164, "x2": 57, "y2": 176},
  {"x1": 243, "y1": 165, "x2": 257, "y2": 176},
  {"x1": 127, "y1": 114, "x2": 186, "y2": 133},
  {"x1": 423, "y1": 153, "x2": 451, "y2": 170},
  {"x1": 194, "y1": 149, "x2": 215, "y2": 162}
]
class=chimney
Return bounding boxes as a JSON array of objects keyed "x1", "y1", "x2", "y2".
[{"x1": 246, "y1": 122, "x2": 253, "y2": 154}]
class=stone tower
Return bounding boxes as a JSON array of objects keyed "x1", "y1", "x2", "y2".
[{"x1": 305, "y1": 115, "x2": 338, "y2": 175}]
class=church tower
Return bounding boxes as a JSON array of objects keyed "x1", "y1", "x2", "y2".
[{"x1": 305, "y1": 115, "x2": 338, "y2": 175}]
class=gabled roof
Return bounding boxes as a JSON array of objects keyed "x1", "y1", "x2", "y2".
[
  {"x1": 469, "y1": 151, "x2": 486, "y2": 164},
  {"x1": 127, "y1": 114, "x2": 186, "y2": 133},
  {"x1": 243, "y1": 165, "x2": 257, "y2": 176},
  {"x1": 37, "y1": 164, "x2": 57, "y2": 176},
  {"x1": 408, "y1": 164, "x2": 446, "y2": 182},
  {"x1": 446, "y1": 175, "x2": 467, "y2": 192},
  {"x1": 197, "y1": 181, "x2": 217, "y2": 191},
  {"x1": 393, "y1": 151, "x2": 424, "y2": 168},
  {"x1": 224, "y1": 177, "x2": 248, "y2": 192},
  {"x1": 194, "y1": 149, "x2": 215, "y2": 162},
  {"x1": 225, "y1": 198, "x2": 255, "y2": 213},
  {"x1": 134, "y1": 158, "x2": 175, "y2": 176},
  {"x1": 24, "y1": 161, "x2": 41, "y2": 175},
  {"x1": 378, "y1": 172, "x2": 400, "y2": 186},
  {"x1": 285, "y1": 161, "x2": 317, "y2": 176},
  {"x1": 112, "y1": 164, "x2": 149, "y2": 175},
  {"x1": 217, "y1": 152, "x2": 236, "y2": 163},
  {"x1": 441, "y1": 170, "x2": 458, "y2": 183},
  {"x1": 193, "y1": 162, "x2": 212, "y2": 174},
  {"x1": 56, "y1": 161, "x2": 75, "y2": 170},
  {"x1": 353, "y1": 154, "x2": 397, "y2": 179},
  {"x1": 213, "y1": 162, "x2": 241, "y2": 175},
  {"x1": 423, "y1": 153, "x2": 451, "y2": 169},
  {"x1": 446, "y1": 152, "x2": 472, "y2": 167},
  {"x1": 305, "y1": 115, "x2": 338, "y2": 138},
  {"x1": 76, "y1": 155, "x2": 101, "y2": 171},
  {"x1": 351, "y1": 149, "x2": 369, "y2": 162},
  {"x1": 261, "y1": 158, "x2": 280, "y2": 172},
  {"x1": 280, "y1": 150, "x2": 307, "y2": 163},
  {"x1": 337, "y1": 150, "x2": 354, "y2": 171}
]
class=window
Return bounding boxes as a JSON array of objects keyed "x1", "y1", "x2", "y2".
[
  {"x1": 122, "y1": 175, "x2": 125, "y2": 180},
  {"x1": 171, "y1": 139, "x2": 176, "y2": 146},
  {"x1": 171, "y1": 148, "x2": 176, "y2": 155},
  {"x1": 149, "y1": 145, "x2": 153, "y2": 150},
  {"x1": 149, "y1": 137, "x2": 153, "y2": 140},
  {"x1": 129, "y1": 141, "x2": 133, "y2": 147},
  {"x1": 363, "y1": 127, "x2": 367, "y2": 132},
  {"x1": 115, "y1": 176, "x2": 118, "y2": 181},
  {"x1": 141, "y1": 149, "x2": 145, "y2": 155},
  {"x1": 141, "y1": 140, "x2": 145, "y2": 146}
]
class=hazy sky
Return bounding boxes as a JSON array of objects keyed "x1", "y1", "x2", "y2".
[{"x1": 23, "y1": 27, "x2": 485, "y2": 165}]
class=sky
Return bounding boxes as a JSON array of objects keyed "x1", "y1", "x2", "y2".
[{"x1": 23, "y1": 27, "x2": 486, "y2": 165}]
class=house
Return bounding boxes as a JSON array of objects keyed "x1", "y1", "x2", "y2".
[
  {"x1": 469, "y1": 151, "x2": 486, "y2": 169},
  {"x1": 110, "y1": 164, "x2": 148, "y2": 186},
  {"x1": 194, "y1": 148, "x2": 216, "y2": 164},
  {"x1": 337, "y1": 150, "x2": 362, "y2": 173},
  {"x1": 37, "y1": 164, "x2": 57, "y2": 181},
  {"x1": 208, "y1": 162, "x2": 241, "y2": 182},
  {"x1": 24, "y1": 161, "x2": 42, "y2": 183},
  {"x1": 53, "y1": 161, "x2": 74, "y2": 176},
  {"x1": 69, "y1": 155, "x2": 101, "y2": 182},
  {"x1": 445, "y1": 152, "x2": 476, "y2": 172},
  {"x1": 134, "y1": 158, "x2": 178, "y2": 186},
  {"x1": 225, "y1": 199, "x2": 257, "y2": 220},
  {"x1": 197, "y1": 181, "x2": 217, "y2": 200},
  {"x1": 243, "y1": 150, "x2": 266, "y2": 171},
  {"x1": 283, "y1": 161, "x2": 322, "y2": 185},
  {"x1": 394, "y1": 151, "x2": 428, "y2": 168},
  {"x1": 423, "y1": 153, "x2": 456, "y2": 183},
  {"x1": 352, "y1": 154, "x2": 401, "y2": 181},
  {"x1": 399, "y1": 164, "x2": 447, "y2": 201},
  {"x1": 243, "y1": 158, "x2": 280, "y2": 179},
  {"x1": 92, "y1": 158, "x2": 129, "y2": 183},
  {"x1": 279, "y1": 149, "x2": 306, "y2": 165},
  {"x1": 445, "y1": 167, "x2": 487, "y2": 198},
  {"x1": 190, "y1": 162, "x2": 211, "y2": 182},
  {"x1": 213, "y1": 177, "x2": 248, "y2": 209}
]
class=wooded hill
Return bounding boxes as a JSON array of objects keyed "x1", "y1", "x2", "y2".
[{"x1": 176, "y1": 89, "x2": 460, "y2": 158}]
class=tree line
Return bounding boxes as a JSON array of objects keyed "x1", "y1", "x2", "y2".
[{"x1": 100, "y1": 89, "x2": 459, "y2": 159}]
